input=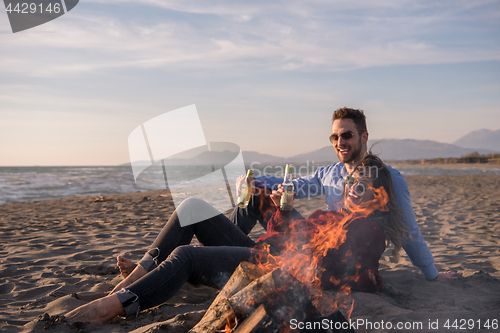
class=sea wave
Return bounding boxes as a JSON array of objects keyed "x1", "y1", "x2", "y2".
[{"x1": 1, "y1": 165, "x2": 499, "y2": 205}]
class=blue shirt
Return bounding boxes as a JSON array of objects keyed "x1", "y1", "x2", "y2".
[{"x1": 255, "y1": 163, "x2": 439, "y2": 280}]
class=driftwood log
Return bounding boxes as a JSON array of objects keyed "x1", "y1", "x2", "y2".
[
  {"x1": 189, "y1": 262, "x2": 320, "y2": 333},
  {"x1": 228, "y1": 268, "x2": 276, "y2": 318},
  {"x1": 189, "y1": 262, "x2": 265, "y2": 333},
  {"x1": 233, "y1": 304, "x2": 267, "y2": 333}
]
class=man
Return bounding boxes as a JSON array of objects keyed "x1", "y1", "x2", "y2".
[
  {"x1": 64, "y1": 108, "x2": 456, "y2": 325},
  {"x1": 232, "y1": 107, "x2": 456, "y2": 281}
]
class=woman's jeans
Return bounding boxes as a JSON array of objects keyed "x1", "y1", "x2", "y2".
[{"x1": 115, "y1": 196, "x2": 267, "y2": 317}]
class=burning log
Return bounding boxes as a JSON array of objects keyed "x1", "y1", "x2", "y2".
[
  {"x1": 228, "y1": 269, "x2": 316, "y2": 332},
  {"x1": 213, "y1": 261, "x2": 266, "y2": 305},
  {"x1": 188, "y1": 298, "x2": 236, "y2": 333},
  {"x1": 189, "y1": 262, "x2": 265, "y2": 333},
  {"x1": 227, "y1": 269, "x2": 276, "y2": 318},
  {"x1": 232, "y1": 304, "x2": 267, "y2": 333},
  {"x1": 190, "y1": 262, "x2": 323, "y2": 333}
]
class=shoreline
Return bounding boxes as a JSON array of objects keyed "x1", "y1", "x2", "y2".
[{"x1": 2, "y1": 166, "x2": 500, "y2": 207}]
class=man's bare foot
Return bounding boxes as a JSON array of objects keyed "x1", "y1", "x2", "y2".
[
  {"x1": 65, "y1": 294, "x2": 125, "y2": 324},
  {"x1": 117, "y1": 256, "x2": 137, "y2": 278},
  {"x1": 111, "y1": 264, "x2": 148, "y2": 294}
]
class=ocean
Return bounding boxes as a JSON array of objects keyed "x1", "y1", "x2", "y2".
[{"x1": 1, "y1": 165, "x2": 499, "y2": 206}]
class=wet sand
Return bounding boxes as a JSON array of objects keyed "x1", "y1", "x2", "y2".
[{"x1": 0, "y1": 175, "x2": 499, "y2": 332}]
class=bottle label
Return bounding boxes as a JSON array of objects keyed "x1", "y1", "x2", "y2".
[{"x1": 280, "y1": 186, "x2": 294, "y2": 211}]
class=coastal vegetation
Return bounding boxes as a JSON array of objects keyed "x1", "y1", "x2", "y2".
[{"x1": 391, "y1": 152, "x2": 500, "y2": 165}]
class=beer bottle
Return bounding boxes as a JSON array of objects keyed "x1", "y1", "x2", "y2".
[
  {"x1": 280, "y1": 164, "x2": 294, "y2": 211},
  {"x1": 237, "y1": 169, "x2": 254, "y2": 208}
]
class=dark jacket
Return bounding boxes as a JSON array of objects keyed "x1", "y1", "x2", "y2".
[{"x1": 256, "y1": 209, "x2": 385, "y2": 292}]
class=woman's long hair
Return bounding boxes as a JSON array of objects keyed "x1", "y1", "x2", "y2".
[{"x1": 343, "y1": 154, "x2": 409, "y2": 258}]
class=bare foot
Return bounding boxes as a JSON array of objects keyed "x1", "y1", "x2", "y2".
[
  {"x1": 66, "y1": 294, "x2": 125, "y2": 324},
  {"x1": 435, "y1": 271, "x2": 458, "y2": 281},
  {"x1": 117, "y1": 256, "x2": 137, "y2": 278},
  {"x1": 111, "y1": 264, "x2": 148, "y2": 294}
]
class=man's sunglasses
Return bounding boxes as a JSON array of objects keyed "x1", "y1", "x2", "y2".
[{"x1": 329, "y1": 131, "x2": 354, "y2": 143}]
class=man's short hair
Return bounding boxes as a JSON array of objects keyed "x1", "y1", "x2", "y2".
[{"x1": 332, "y1": 107, "x2": 367, "y2": 133}]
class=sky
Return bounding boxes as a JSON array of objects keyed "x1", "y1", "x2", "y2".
[{"x1": 1, "y1": 0, "x2": 499, "y2": 166}]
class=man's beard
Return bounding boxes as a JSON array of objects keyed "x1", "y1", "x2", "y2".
[{"x1": 338, "y1": 137, "x2": 362, "y2": 164}]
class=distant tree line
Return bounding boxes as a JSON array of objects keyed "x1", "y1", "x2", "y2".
[{"x1": 391, "y1": 152, "x2": 500, "y2": 165}]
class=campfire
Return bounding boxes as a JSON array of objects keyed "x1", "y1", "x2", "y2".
[
  {"x1": 188, "y1": 262, "x2": 354, "y2": 332},
  {"x1": 190, "y1": 186, "x2": 390, "y2": 332}
]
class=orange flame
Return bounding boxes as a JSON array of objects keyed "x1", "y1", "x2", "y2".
[
  {"x1": 224, "y1": 317, "x2": 231, "y2": 331},
  {"x1": 220, "y1": 315, "x2": 237, "y2": 332},
  {"x1": 253, "y1": 185, "x2": 389, "y2": 316}
]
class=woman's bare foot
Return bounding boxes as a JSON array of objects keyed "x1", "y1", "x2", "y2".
[
  {"x1": 117, "y1": 256, "x2": 137, "y2": 278},
  {"x1": 111, "y1": 263, "x2": 148, "y2": 294},
  {"x1": 65, "y1": 294, "x2": 125, "y2": 324}
]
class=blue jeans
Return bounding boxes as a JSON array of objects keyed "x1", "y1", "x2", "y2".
[{"x1": 116, "y1": 197, "x2": 263, "y2": 317}]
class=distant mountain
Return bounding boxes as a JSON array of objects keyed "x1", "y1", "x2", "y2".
[
  {"x1": 452, "y1": 129, "x2": 500, "y2": 152},
  {"x1": 123, "y1": 138, "x2": 498, "y2": 167},
  {"x1": 367, "y1": 139, "x2": 494, "y2": 160},
  {"x1": 241, "y1": 146, "x2": 339, "y2": 166},
  {"x1": 245, "y1": 139, "x2": 496, "y2": 164},
  {"x1": 287, "y1": 146, "x2": 339, "y2": 164},
  {"x1": 241, "y1": 151, "x2": 287, "y2": 166}
]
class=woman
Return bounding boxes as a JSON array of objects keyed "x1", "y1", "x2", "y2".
[
  {"x1": 65, "y1": 155, "x2": 407, "y2": 324},
  {"x1": 255, "y1": 154, "x2": 407, "y2": 292}
]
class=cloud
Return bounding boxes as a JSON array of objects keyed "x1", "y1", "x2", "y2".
[
  {"x1": 85, "y1": 0, "x2": 272, "y2": 16},
  {"x1": 0, "y1": 0, "x2": 499, "y2": 77}
]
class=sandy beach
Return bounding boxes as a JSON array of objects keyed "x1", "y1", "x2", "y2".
[{"x1": 1, "y1": 175, "x2": 499, "y2": 332}]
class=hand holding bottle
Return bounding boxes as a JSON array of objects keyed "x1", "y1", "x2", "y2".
[
  {"x1": 270, "y1": 184, "x2": 284, "y2": 207},
  {"x1": 270, "y1": 183, "x2": 296, "y2": 209},
  {"x1": 236, "y1": 172, "x2": 255, "y2": 195},
  {"x1": 236, "y1": 169, "x2": 255, "y2": 208}
]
